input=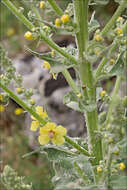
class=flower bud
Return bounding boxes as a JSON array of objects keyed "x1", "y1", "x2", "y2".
[
  {"x1": 24, "y1": 31, "x2": 34, "y2": 40},
  {"x1": 61, "y1": 14, "x2": 70, "y2": 24},
  {"x1": 55, "y1": 18, "x2": 61, "y2": 27}
]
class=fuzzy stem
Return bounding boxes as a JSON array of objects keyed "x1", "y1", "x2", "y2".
[
  {"x1": 95, "y1": 57, "x2": 108, "y2": 80},
  {"x1": 62, "y1": 69, "x2": 79, "y2": 94},
  {"x1": 0, "y1": 83, "x2": 46, "y2": 125},
  {"x1": 0, "y1": 83, "x2": 90, "y2": 156},
  {"x1": 1, "y1": 0, "x2": 34, "y2": 30},
  {"x1": 73, "y1": 0, "x2": 102, "y2": 164},
  {"x1": 104, "y1": 76, "x2": 122, "y2": 126},
  {"x1": 88, "y1": 1, "x2": 127, "y2": 51},
  {"x1": 39, "y1": 31, "x2": 77, "y2": 65},
  {"x1": 101, "y1": 0, "x2": 127, "y2": 37},
  {"x1": 32, "y1": 8, "x2": 79, "y2": 95},
  {"x1": 64, "y1": 136, "x2": 90, "y2": 157},
  {"x1": 47, "y1": 0, "x2": 63, "y2": 16},
  {"x1": 2, "y1": 0, "x2": 77, "y2": 65}
]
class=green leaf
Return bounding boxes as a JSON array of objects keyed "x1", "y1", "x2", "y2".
[
  {"x1": 79, "y1": 102, "x2": 97, "y2": 112},
  {"x1": 109, "y1": 52, "x2": 125, "y2": 76},
  {"x1": 25, "y1": 47, "x2": 74, "y2": 73},
  {"x1": 40, "y1": 145, "x2": 76, "y2": 161},
  {"x1": 63, "y1": 92, "x2": 83, "y2": 112},
  {"x1": 64, "y1": 92, "x2": 97, "y2": 112},
  {"x1": 89, "y1": 11, "x2": 100, "y2": 33}
]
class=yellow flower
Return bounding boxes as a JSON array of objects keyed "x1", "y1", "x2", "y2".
[
  {"x1": 30, "y1": 120, "x2": 39, "y2": 131},
  {"x1": 24, "y1": 31, "x2": 34, "y2": 40},
  {"x1": 52, "y1": 73, "x2": 57, "y2": 80},
  {"x1": 117, "y1": 16, "x2": 123, "y2": 22},
  {"x1": 120, "y1": 162, "x2": 126, "y2": 171},
  {"x1": 43, "y1": 61, "x2": 51, "y2": 70},
  {"x1": 15, "y1": 108, "x2": 24, "y2": 115},
  {"x1": 29, "y1": 98, "x2": 35, "y2": 105},
  {"x1": 97, "y1": 166, "x2": 102, "y2": 173},
  {"x1": 0, "y1": 105, "x2": 5, "y2": 112},
  {"x1": 115, "y1": 28, "x2": 123, "y2": 36},
  {"x1": 109, "y1": 59, "x2": 115, "y2": 65},
  {"x1": 30, "y1": 106, "x2": 48, "y2": 131},
  {"x1": 16, "y1": 88, "x2": 22, "y2": 94},
  {"x1": 95, "y1": 34, "x2": 102, "y2": 42},
  {"x1": 100, "y1": 90, "x2": 106, "y2": 98},
  {"x1": 61, "y1": 14, "x2": 70, "y2": 24},
  {"x1": 40, "y1": 1, "x2": 45, "y2": 9},
  {"x1": 55, "y1": 18, "x2": 61, "y2": 27},
  {"x1": 95, "y1": 49, "x2": 100, "y2": 55},
  {"x1": 0, "y1": 94, "x2": 3, "y2": 101},
  {"x1": 38, "y1": 122, "x2": 67, "y2": 145},
  {"x1": 77, "y1": 93, "x2": 82, "y2": 98},
  {"x1": 114, "y1": 149, "x2": 120, "y2": 155},
  {"x1": 51, "y1": 50, "x2": 55, "y2": 57},
  {"x1": 31, "y1": 106, "x2": 48, "y2": 120},
  {"x1": 108, "y1": 137, "x2": 114, "y2": 143}
]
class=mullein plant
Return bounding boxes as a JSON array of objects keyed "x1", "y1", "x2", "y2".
[{"x1": 0, "y1": 0, "x2": 127, "y2": 189}]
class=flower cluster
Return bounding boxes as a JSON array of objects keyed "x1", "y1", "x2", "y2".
[
  {"x1": 55, "y1": 14, "x2": 70, "y2": 27},
  {"x1": 1, "y1": 165, "x2": 32, "y2": 190},
  {"x1": 30, "y1": 106, "x2": 66, "y2": 145}
]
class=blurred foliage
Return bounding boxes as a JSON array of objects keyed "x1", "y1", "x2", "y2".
[
  {"x1": 0, "y1": 101, "x2": 54, "y2": 190},
  {"x1": 0, "y1": 0, "x2": 119, "y2": 57}
]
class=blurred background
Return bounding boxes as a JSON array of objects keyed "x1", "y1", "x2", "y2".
[{"x1": 0, "y1": 0, "x2": 122, "y2": 189}]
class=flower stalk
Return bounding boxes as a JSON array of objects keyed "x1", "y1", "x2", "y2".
[
  {"x1": 2, "y1": 0, "x2": 77, "y2": 65},
  {"x1": 73, "y1": 0, "x2": 102, "y2": 164},
  {"x1": 47, "y1": 0, "x2": 63, "y2": 16}
]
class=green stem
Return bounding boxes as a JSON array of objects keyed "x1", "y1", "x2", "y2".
[
  {"x1": 47, "y1": 0, "x2": 63, "y2": 16},
  {"x1": 2, "y1": 0, "x2": 34, "y2": 30},
  {"x1": 0, "y1": 82, "x2": 90, "y2": 157},
  {"x1": 95, "y1": 19, "x2": 127, "y2": 80},
  {"x1": 62, "y1": 69, "x2": 79, "y2": 94},
  {"x1": 95, "y1": 57, "x2": 108, "y2": 80},
  {"x1": 101, "y1": 0, "x2": 127, "y2": 37},
  {"x1": 73, "y1": 162, "x2": 90, "y2": 183},
  {"x1": 0, "y1": 83, "x2": 46, "y2": 125},
  {"x1": 40, "y1": 31, "x2": 77, "y2": 65},
  {"x1": 104, "y1": 76, "x2": 121, "y2": 126},
  {"x1": 106, "y1": 152, "x2": 113, "y2": 190},
  {"x1": 73, "y1": 0, "x2": 102, "y2": 164},
  {"x1": 88, "y1": 1, "x2": 127, "y2": 51},
  {"x1": 64, "y1": 136, "x2": 90, "y2": 157},
  {"x1": 2, "y1": 0, "x2": 77, "y2": 65}
]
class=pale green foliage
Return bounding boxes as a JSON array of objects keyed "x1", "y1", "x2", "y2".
[{"x1": 1, "y1": 165, "x2": 33, "y2": 190}]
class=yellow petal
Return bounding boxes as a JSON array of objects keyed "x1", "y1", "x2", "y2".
[
  {"x1": 41, "y1": 111, "x2": 48, "y2": 119},
  {"x1": 40, "y1": 126, "x2": 50, "y2": 134},
  {"x1": 40, "y1": 122, "x2": 56, "y2": 134},
  {"x1": 36, "y1": 106, "x2": 44, "y2": 114},
  {"x1": 55, "y1": 125, "x2": 67, "y2": 136},
  {"x1": 30, "y1": 121, "x2": 39, "y2": 131},
  {"x1": 52, "y1": 135, "x2": 65, "y2": 145},
  {"x1": 38, "y1": 135, "x2": 50, "y2": 145}
]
